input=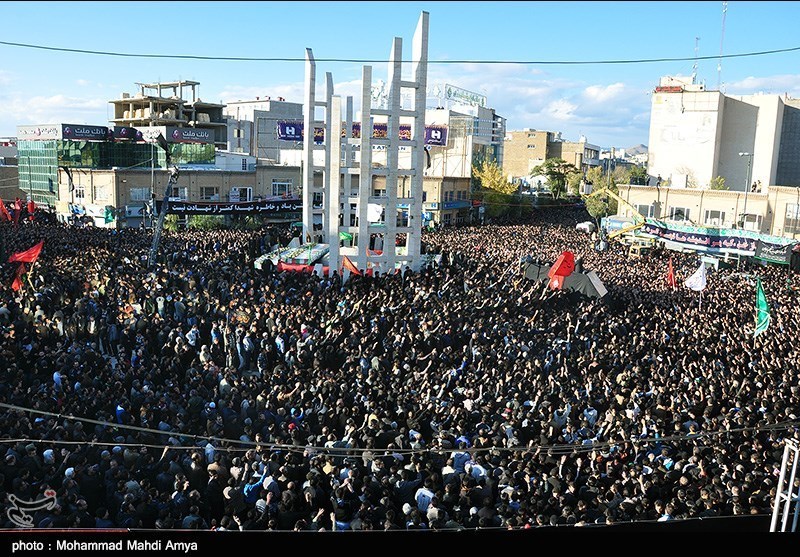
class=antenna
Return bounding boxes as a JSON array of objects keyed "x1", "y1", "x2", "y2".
[
  {"x1": 717, "y1": 1, "x2": 727, "y2": 90},
  {"x1": 692, "y1": 37, "x2": 700, "y2": 84}
]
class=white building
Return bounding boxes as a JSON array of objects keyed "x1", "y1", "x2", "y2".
[
  {"x1": 648, "y1": 75, "x2": 800, "y2": 191},
  {"x1": 224, "y1": 97, "x2": 303, "y2": 163}
]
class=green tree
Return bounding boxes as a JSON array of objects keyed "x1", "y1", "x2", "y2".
[
  {"x1": 567, "y1": 171, "x2": 583, "y2": 195},
  {"x1": 585, "y1": 166, "x2": 605, "y2": 190},
  {"x1": 611, "y1": 166, "x2": 631, "y2": 186},
  {"x1": 629, "y1": 165, "x2": 648, "y2": 185},
  {"x1": 585, "y1": 193, "x2": 617, "y2": 222},
  {"x1": 164, "y1": 214, "x2": 179, "y2": 232},
  {"x1": 709, "y1": 176, "x2": 728, "y2": 190},
  {"x1": 188, "y1": 215, "x2": 225, "y2": 230},
  {"x1": 472, "y1": 160, "x2": 516, "y2": 195},
  {"x1": 531, "y1": 158, "x2": 579, "y2": 199}
]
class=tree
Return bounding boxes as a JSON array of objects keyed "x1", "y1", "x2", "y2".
[
  {"x1": 585, "y1": 183, "x2": 619, "y2": 222},
  {"x1": 188, "y1": 215, "x2": 225, "y2": 230},
  {"x1": 567, "y1": 171, "x2": 583, "y2": 195},
  {"x1": 531, "y1": 158, "x2": 579, "y2": 199},
  {"x1": 709, "y1": 176, "x2": 728, "y2": 190},
  {"x1": 472, "y1": 160, "x2": 516, "y2": 195},
  {"x1": 164, "y1": 214, "x2": 179, "y2": 232},
  {"x1": 629, "y1": 165, "x2": 648, "y2": 185},
  {"x1": 585, "y1": 166, "x2": 604, "y2": 190}
]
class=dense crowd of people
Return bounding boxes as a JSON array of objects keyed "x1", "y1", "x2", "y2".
[{"x1": 0, "y1": 206, "x2": 797, "y2": 531}]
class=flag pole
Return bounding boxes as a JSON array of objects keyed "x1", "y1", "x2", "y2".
[{"x1": 26, "y1": 260, "x2": 36, "y2": 289}]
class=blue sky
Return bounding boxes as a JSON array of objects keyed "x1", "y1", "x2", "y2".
[{"x1": 1, "y1": 1, "x2": 799, "y2": 148}]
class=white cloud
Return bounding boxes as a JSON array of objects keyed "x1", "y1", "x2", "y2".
[
  {"x1": 0, "y1": 94, "x2": 108, "y2": 134},
  {"x1": 76, "y1": 79, "x2": 90, "y2": 87},
  {"x1": 724, "y1": 74, "x2": 800, "y2": 96},
  {"x1": 582, "y1": 82, "x2": 626, "y2": 104},
  {"x1": 543, "y1": 98, "x2": 578, "y2": 121}
]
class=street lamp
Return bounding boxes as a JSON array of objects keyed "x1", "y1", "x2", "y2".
[{"x1": 739, "y1": 152, "x2": 753, "y2": 229}]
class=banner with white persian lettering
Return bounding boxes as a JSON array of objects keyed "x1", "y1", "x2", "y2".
[{"x1": 156, "y1": 199, "x2": 302, "y2": 215}]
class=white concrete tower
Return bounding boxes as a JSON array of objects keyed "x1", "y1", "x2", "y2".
[{"x1": 303, "y1": 11, "x2": 429, "y2": 275}]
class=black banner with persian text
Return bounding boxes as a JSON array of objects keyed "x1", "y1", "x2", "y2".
[{"x1": 156, "y1": 199, "x2": 302, "y2": 215}]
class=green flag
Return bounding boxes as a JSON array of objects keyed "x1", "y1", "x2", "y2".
[
  {"x1": 754, "y1": 277, "x2": 770, "y2": 337},
  {"x1": 104, "y1": 207, "x2": 115, "y2": 224},
  {"x1": 339, "y1": 231, "x2": 353, "y2": 242}
]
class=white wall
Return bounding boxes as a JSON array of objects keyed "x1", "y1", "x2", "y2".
[{"x1": 647, "y1": 90, "x2": 724, "y2": 188}]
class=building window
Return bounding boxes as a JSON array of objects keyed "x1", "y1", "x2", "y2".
[
  {"x1": 200, "y1": 187, "x2": 219, "y2": 201},
  {"x1": 129, "y1": 187, "x2": 150, "y2": 202},
  {"x1": 527, "y1": 133, "x2": 535, "y2": 138},
  {"x1": 74, "y1": 185, "x2": 85, "y2": 201},
  {"x1": 170, "y1": 186, "x2": 188, "y2": 200},
  {"x1": 786, "y1": 204, "x2": 800, "y2": 234},
  {"x1": 93, "y1": 184, "x2": 110, "y2": 201},
  {"x1": 443, "y1": 213, "x2": 452, "y2": 225},
  {"x1": 444, "y1": 191, "x2": 454, "y2": 202},
  {"x1": 312, "y1": 192, "x2": 323, "y2": 209},
  {"x1": 704, "y1": 209, "x2": 726, "y2": 227},
  {"x1": 668, "y1": 207, "x2": 691, "y2": 222},
  {"x1": 241, "y1": 158, "x2": 247, "y2": 171},
  {"x1": 422, "y1": 192, "x2": 427, "y2": 202},
  {"x1": 272, "y1": 179, "x2": 293, "y2": 197},
  {"x1": 740, "y1": 213, "x2": 762, "y2": 232},
  {"x1": 636, "y1": 204, "x2": 655, "y2": 218},
  {"x1": 233, "y1": 128, "x2": 244, "y2": 139},
  {"x1": 527, "y1": 144, "x2": 536, "y2": 149},
  {"x1": 373, "y1": 188, "x2": 386, "y2": 197},
  {"x1": 230, "y1": 186, "x2": 252, "y2": 202}
]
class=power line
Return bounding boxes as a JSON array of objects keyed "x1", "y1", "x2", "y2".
[{"x1": 1, "y1": 40, "x2": 799, "y2": 66}]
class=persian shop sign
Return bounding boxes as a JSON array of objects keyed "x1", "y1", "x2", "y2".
[
  {"x1": 17, "y1": 125, "x2": 61, "y2": 140},
  {"x1": 278, "y1": 121, "x2": 445, "y2": 145},
  {"x1": 444, "y1": 83, "x2": 486, "y2": 108},
  {"x1": 169, "y1": 127, "x2": 213, "y2": 143},
  {"x1": 138, "y1": 126, "x2": 213, "y2": 144},
  {"x1": 61, "y1": 124, "x2": 109, "y2": 141}
]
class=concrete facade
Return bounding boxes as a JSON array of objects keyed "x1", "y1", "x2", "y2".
[
  {"x1": 0, "y1": 165, "x2": 24, "y2": 202},
  {"x1": 224, "y1": 98, "x2": 304, "y2": 162},
  {"x1": 503, "y1": 129, "x2": 601, "y2": 184},
  {"x1": 54, "y1": 165, "x2": 300, "y2": 228},
  {"x1": 110, "y1": 80, "x2": 227, "y2": 148},
  {"x1": 303, "y1": 11, "x2": 429, "y2": 273},
  {"x1": 647, "y1": 76, "x2": 800, "y2": 191},
  {"x1": 618, "y1": 184, "x2": 800, "y2": 239}
]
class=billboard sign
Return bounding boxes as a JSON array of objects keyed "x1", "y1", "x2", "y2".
[
  {"x1": 17, "y1": 125, "x2": 61, "y2": 140},
  {"x1": 444, "y1": 84, "x2": 486, "y2": 108},
  {"x1": 61, "y1": 124, "x2": 109, "y2": 141}
]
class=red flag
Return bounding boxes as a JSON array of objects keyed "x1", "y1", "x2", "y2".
[
  {"x1": 27, "y1": 199, "x2": 35, "y2": 221},
  {"x1": 0, "y1": 198, "x2": 10, "y2": 222},
  {"x1": 666, "y1": 258, "x2": 677, "y2": 290},
  {"x1": 11, "y1": 263, "x2": 26, "y2": 292},
  {"x1": 12, "y1": 198, "x2": 21, "y2": 228},
  {"x1": 8, "y1": 240, "x2": 44, "y2": 264},
  {"x1": 341, "y1": 255, "x2": 362, "y2": 276}
]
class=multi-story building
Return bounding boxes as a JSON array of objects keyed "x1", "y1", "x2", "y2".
[
  {"x1": 110, "y1": 80, "x2": 227, "y2": 149},
  {"x1": 0, "y1": 137, "x2": 17, "y2": 165},
  {"x1": 55, "y1": 164, "x2": 301, "y2": 228},
  {"x1": 503, "y1": 128, "x2": 601, "y2": 187},
  {"x1": 617, "y1": 184, "x2": 800, "y2": 242},
  {"x1": 224, "y1": 97, "x2": 304, "y2": 163},
  {"x1": 17, "y1": 123, "x2": 216, "y2": 210},
  {"x1": 648, "y1": 75, "x2": 800, "y2": 191}
]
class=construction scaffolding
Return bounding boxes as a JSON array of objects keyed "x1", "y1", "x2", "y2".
[{"x1": 770, "y1": 439, "x2": 800, "y2": 532}]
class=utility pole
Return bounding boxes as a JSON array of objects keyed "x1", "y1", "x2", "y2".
[{"x1": 148, "y1": 133, "x2": 178, "y2": 268}]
